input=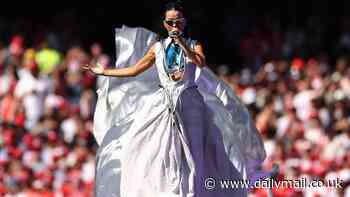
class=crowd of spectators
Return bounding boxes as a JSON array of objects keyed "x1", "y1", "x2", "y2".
[
  {"x1": 0, "y1": 35, "x2": 103, "y2": 196},
  {"x1": 219, "y1": 56, "x2": 350, "y2": 196}
]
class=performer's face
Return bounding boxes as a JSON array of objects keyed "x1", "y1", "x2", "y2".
[{"x1": 163, "y1": 9, "x2": 186, "y2": 34}]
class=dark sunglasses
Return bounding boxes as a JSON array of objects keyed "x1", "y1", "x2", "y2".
[{"x1": 164, "y1": 18, "x2": 186, "y2": 27}]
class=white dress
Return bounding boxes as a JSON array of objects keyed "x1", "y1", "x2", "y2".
[{"x1": 93, "y1": 26, "x2": 266, "y2": 197}]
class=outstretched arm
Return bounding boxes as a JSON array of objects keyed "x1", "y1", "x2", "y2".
[{"x1": 83, "y1": 44, "x2": 156, "y2": 77}]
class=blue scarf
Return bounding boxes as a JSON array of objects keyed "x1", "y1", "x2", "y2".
[{"x1": 165, "y1": 41, "x2": 182, "y2": 74}]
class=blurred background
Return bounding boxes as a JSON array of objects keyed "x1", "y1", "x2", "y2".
[{"x1": 1, "y1": 0, "x2": 350, "y2": 196}]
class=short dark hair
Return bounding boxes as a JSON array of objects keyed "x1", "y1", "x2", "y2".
[{"x1": 163, "y1": 0, "x2": 185, "y2": 19}]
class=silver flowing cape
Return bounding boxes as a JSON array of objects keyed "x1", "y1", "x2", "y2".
[{"x1": 93, "y1": 25, "x2": 266, "y2": 196}]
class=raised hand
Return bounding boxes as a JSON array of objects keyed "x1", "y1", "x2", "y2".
[
  {"x1": 169, "y1": 30, "x2": 184, "y2": 45},
  {"x1": 82, "y1": 63, "x2": 105, "y2": 75}
]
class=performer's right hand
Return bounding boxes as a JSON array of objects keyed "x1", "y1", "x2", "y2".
[{"x1": 82, "y1": 63, "x2": 104, "y2": 75}]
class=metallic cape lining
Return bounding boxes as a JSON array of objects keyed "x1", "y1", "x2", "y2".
[{"x1": 93, "y1": 25, "x2": 267, "y2": 197}]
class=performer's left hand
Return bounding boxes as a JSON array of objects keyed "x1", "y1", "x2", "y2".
[
  {"x1": 169, "y1": 30, "x2": 184, "y2": 45},
  {"x1": 169, "y1": 30, "x2": 206, "y2": 68},
  {"x1": 172, "y1": 35, "x2": 185, "y2": 46}
]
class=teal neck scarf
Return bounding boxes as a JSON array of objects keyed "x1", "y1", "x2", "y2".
[{"x1": 165, "y1": 41, "x2": 183, "y2": 74}]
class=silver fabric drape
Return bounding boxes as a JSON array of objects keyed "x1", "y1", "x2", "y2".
[{"x1": 93, "y1": 25, "x2": 266, "y2": 197}]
